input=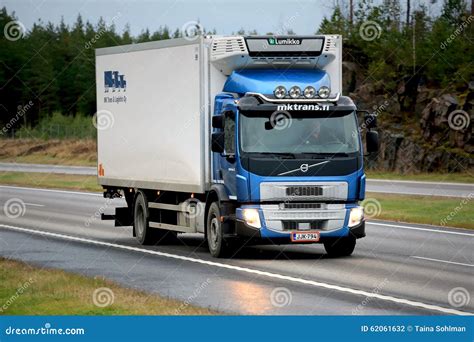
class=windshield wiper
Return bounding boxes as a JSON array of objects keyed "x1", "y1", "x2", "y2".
[{"x1": 297, "y1": 152, "x2": 353, "y2": 159}]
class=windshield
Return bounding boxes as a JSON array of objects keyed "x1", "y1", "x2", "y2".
[{"x1": 239, "y1": 110, "x2": 360, "y2": 156}]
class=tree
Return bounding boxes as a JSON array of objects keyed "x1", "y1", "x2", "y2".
[{"x1": 442, "y1": 0, "x2": 468, "y2": 26}]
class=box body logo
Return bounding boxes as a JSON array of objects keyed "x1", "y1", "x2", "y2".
[
  {"x1": 267, "y1": 38, "x2": 302, "y2": 45},
  {"x1": 104, "y1": 71, "x2": 126, "y2": 92}
]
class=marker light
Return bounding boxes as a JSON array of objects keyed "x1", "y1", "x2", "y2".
[
  {"x1": 242, "y1": 208, "x2": 261, "y2": 228},
  {"x1": 288, "y1": 86, "x2": 301, "y2": 99},
  {"x1": 304, "y1": 86, "x2": 316, "y2": 99},
  {"x1": 274, "y1": 86, "x2": 287, "y2": 99},
  {"x1": 318, "y1": 86, "x2": 331, "y2": 99},
  {"x1": 348, "y1": 207, "x2": 364, "y2": 227}
]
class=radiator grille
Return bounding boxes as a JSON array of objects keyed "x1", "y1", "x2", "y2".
[
  {"x1": 260, "y1": 182, "x2": 348, "y2": 201},
  {"x1": 286, "y1": 186, "x2": 323, "y2": 197},
  {"x1": 281, "y1": 203, "x2": 322, "y2": 210}
]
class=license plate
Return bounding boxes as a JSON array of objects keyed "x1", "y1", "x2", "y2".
[{"x1": 291, "y1": 231, "x2": 320, "y2": 242}]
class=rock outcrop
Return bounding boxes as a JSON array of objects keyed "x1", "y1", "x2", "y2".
[{"x1": 351, "y1": 81, "x2": 473, "y2": 173}]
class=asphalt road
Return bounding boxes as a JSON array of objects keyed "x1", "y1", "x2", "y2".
[
  {"x1": 1, "y1": 162, "x2": 472, "y2": 197},
  {"x1": 0, "y1": 185, "x2": 473, "y2": 315},
  {"x1": 367, "y1": 179, "x2": 473, "y2": 198}
]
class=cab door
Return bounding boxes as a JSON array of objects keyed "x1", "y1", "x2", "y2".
[{"x1": 220, "y1": 110, "x2": 237, "y2": 198}]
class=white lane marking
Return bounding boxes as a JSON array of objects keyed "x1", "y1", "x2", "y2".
[
  {"x1": 367, "y1": 179, "x2": 474, "y2": 187},
  {"x1": 0, "y1": 185, "x2": 101, "y2": 197},
  {"x1": 0, "y1": 223, "x2": 472, "y2": 316},
  {"x1": 24, "y1": 203, "x2": 45, "y2": 207},
  {"x1": 369, "y1": 222, "x2": 474, "y2": 237},
  {"x1": 411, "y1": 256, "x2": 474, "y2": 268}
]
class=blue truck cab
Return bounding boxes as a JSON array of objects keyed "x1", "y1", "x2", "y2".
[{"x1": 206, "y1": 36, "x2": 379, "y2": 257}]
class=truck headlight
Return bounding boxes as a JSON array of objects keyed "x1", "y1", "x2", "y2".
[
  {"x1": 318, "y1": 86, "x2": 330, "y2": 98},
  {"x1": 274, "y1": 86, "x2": 286, "y2": 99},
  {"x1": 289, "y1": 86, "x2": 301, "y2": 98},
  {"x1": 242, "y1": 208, "x2": 261, "y2": 228},
  {"x1": 304, "y1": 86, "x2": 316, "y2": 98},
  {"x1": 348, "y1": 207, "x2": 364, "y2": 227}
]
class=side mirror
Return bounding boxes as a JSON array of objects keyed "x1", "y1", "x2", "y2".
[
  {"x1": 364, "y1": 113, "x2": 377, "y2": 129},
  {"x1": 357, "y1": 110, "x2": 377, "y2": 129},
  {"x1": 212, "y1": 115, "x2": 224, "y2": 129},
  {"x1": 366, "y1": 131, "x2": 379, "y2": 154},
  {"x1": 211, "y1": 132, "x2": 225, "y2": 153}
]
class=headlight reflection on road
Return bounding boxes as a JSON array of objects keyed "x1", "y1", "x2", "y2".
[{"x1": 227, "y1": 281, "x2": 272, "y2": 314}]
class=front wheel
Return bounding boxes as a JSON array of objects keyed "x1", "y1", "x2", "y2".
[
  {"x1": 206, "y1": 202, "x2": 232, "y2": 258},
  {"x1": 324, "y1": 237, "x2": 356, "y2": 257}
]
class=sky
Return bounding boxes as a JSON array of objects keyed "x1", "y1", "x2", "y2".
[{"x1": 2, "y1": 0, "x2": 338, "y2": 36}]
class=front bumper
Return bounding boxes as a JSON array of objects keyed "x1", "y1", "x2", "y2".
[
  {"x1": 235, "y1": 219, "x2": 365, "y2": 244},
  {"x1": 234, "y1": 204, "x2": 365, "y2": 244}
]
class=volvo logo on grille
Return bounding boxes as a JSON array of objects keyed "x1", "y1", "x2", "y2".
[
  {"x1": 300, "y1": 164, "x2": 309, "y2": 173},
  {"x1": 278, "y1": 160, "x2": 330, "y2": 176}
]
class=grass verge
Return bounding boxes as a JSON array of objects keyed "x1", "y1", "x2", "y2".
[
  {"x1": 365, "y1": 192, "x2": 473, "y2": 229},
  {"x1": 0, "y1": 172, "x2": 101, "y2": 192},
  {"x1": 0, "y1": 258, "x2": 214, "y2": 315},
  {"x1": 0, "y1": 139, "x2": 96, "y2": 166},
  {"x1": 366, "y1": 171, "x2": 473, "y2": 183}
]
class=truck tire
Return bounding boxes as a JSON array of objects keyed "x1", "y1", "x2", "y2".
[
  {"x1": 324, "y1": 237, "x2": 356, "y2": 257},
  {"x1": 206, "y1": 202, "x2": 232, "y2": 258},
  {"x1": 133, "y1": 191, "x2": 161, "y2": 245}
]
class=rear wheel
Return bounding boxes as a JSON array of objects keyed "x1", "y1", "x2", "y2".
[
  {"x1": 134, "y1": 191, "x2": 169, "y2": 245},
  {"x1": 206, "y1": 202, "x2": 232, "y2": 258},
  {"x1": 324, "y1": 237, "x2": 356, "y2": 257}
]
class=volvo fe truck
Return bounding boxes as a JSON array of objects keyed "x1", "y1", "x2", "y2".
[{"x1": 96, "y1": 35, "x2": 379, "y2": 258}]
